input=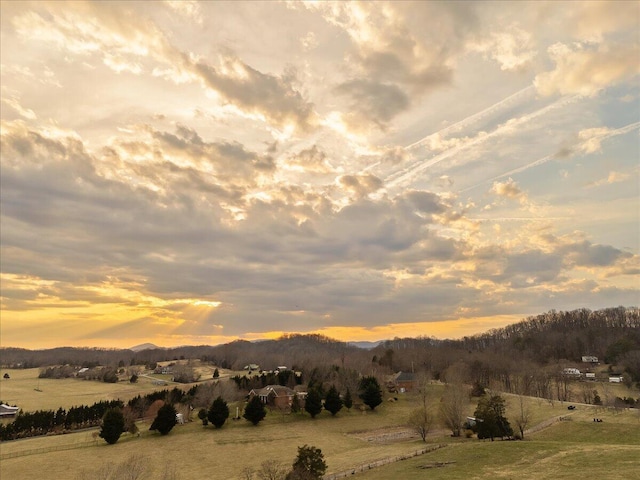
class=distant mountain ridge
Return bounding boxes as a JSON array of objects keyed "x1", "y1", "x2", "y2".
[
  {"x1": 1, "y1": 308, "x2": 638, "y2": 385},
  {"x1": 130, "y1": 343, "x2": 161, "y2": 352}
]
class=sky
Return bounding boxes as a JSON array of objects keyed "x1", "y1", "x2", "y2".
[{"x1": 1, "y1": 1, "x2": 639, "y2": 350}]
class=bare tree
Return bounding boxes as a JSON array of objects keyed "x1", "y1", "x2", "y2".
[
  {"x1": 256, "y1": 460, "x2": 288, "y2": 480},
  {"x1": 513, "y1": 395, "x2": 531, "y2": 439},
  {"x1": 76, "y1": 455, "x2": 148, "y2": 480},
  {"x1": 439, "y1": 363, "x2": 468, "y2": 437},
  {"x1": 408, "y1": 406, "x2": 434, "y2": 442}
]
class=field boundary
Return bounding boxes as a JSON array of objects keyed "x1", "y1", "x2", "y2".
[
  {"x1": 323, "y1": 444, "x2": 447, "y2": 479},
  {"x1": 526, "y1": 413, "x2": 574, "y2": 436},
  {"x1": 0, "y1": 438, "x2": 99, "y2": 460}
]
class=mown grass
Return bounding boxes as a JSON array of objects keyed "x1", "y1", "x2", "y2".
[{"x1": 353, "y1": 407, "x2": 640, "y2": 480}]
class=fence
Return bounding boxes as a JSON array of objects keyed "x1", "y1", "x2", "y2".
[
  {"x1": 0, "y1": 437, "x2": 98, "y2": 461},
  {"x1": 323, "y1": 444, "x2": 447, "y2": 480}
]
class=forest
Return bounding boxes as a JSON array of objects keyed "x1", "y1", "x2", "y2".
[{"x1": 2, "y1": 307, "x2": 639, "y2": 393}]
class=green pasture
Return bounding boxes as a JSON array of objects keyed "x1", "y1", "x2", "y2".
[{"x1": 355, "y1": 410, "x2": 640, "y2": 480}]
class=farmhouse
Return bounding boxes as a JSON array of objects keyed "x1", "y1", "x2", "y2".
[
  {"x1": 0, "y1": 403, "x2": 20, "y2": 417},
  {"x1": 582, "y1": 355, "x2": 599, "y2": 364},
  {"x1": 609, "y1": 375, "x2": 623, "y2": 383},
  {"x1": 388, "y1": 371, "x2": 417, "y2": 393},
  {"x1": 249, "y1": 385, "x2": 303, "y2": 410},
  {"x1": 562, "y1": 367, "x2": 581, "y2": 377}
]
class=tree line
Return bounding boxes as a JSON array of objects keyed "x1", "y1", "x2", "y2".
[{"x1": 0, "y1": 399, "x2": 122, "y2": 441}]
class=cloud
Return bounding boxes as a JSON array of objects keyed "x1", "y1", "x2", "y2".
[
  {"x1": 338, "y1": 174, "x2": 384, "y2": 199},
  {"x1": 194, "y1": 54, "x2": 316, "y2": 132},
  {"x1": 535, "y1": 42, "x2": 640, "y2": 97},
  {"x1": 469, "y1": 24, "x2": 537, "y2": 71},
  {"x1": 285, "y1": 145, "x2": 333, "y2": 174},
  {"x1": 305, "y1": 2, "x2": 460, "y2": 129},
  {"x1": 491, "y1": 178, "x2": 526, "y2": 202},
  {"x1": 335, "y1": 79, "x2": 409, "y2": 129},
  {"x1": 10, "y1": 2, "x2": 316, "y2": 132},
  {"x1": 587, "y1": 170, "x2": 632, "y2": 188}
]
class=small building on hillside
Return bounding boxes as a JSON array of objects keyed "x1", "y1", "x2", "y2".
[
  {"x1": 389, "y1": 371, "x2": 417, "y2": 393},
  {"x1": 585, "y1": 372, "x2": 596, "y2": 381},
  {"x1": 609, "y1": 375, "x2": 623, "y2": 383},
  {"x1": 0, "y1": 404, "x2": 20, "y2": 417},
  {"x1": 249, "y1": 385, "x2": 303, "y2": 410},
  {"x1": 562, "y1": 368, "x2": 581, "y2": 377},
  {"x1": 581, "y1": 356, "x2": 599, "y2": 364}
]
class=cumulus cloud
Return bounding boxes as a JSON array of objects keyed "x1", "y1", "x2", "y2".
[
  {"x1": 194, "y1": 55, "x2": 316, "y2": 132},
  {"x1": 535, "y1": 42, "x2": 640, "y2": 97},
  {"x1": 469, "y1": 24, "x2": 537, "y2": 71},
  {"x1": 338, "y1": 174, "x2": 383, "y2": 199},
  {"x1": 491, "y1": 178, "x2": 527, "y2": 203},
  {"x1": 285, "y1": 145, "x2": 333, "y2": 173}
]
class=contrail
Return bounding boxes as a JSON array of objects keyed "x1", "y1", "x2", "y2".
[
  {"x1": 360, "y1": 86, "x2": 535, "y2": 176},
  {"x1": 461, "y1": 120, "x2": 640, "y2": 193},
  {"x1": 405, "y1": 85, "x2": 536, "y2": 150},
  {"x1": 384, "y1": 94, "x2": 580, "y2": 191}
]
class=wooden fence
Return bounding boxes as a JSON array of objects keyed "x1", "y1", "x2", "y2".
[{"x1": 323, "y1": 444, "x2": 447, "y2": 480}]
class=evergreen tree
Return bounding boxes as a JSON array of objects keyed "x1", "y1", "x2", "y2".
[
  {"x1": 343, "y1": 387, "x2": 353, "y2": 411},
  {"x1": 198, "y1": 408, "x2": 208, "y2": 426},
  {"x1": 289, "y1": 444, "x2": 327, "y2": 479},
  {"x1": 213, "y1": 368, "x2": 219, "y2": 379},
  {"x1": 304, "y1": 388, "x2": 323, "y2": 418},
  {"x1": 149, "y1": 403, "x2": 177, "y2": 435},
  {"x1": 291, "y1": 393, "x2": 301, "y2": 414},
  {"x1": 324, "y1": 385, "x2": 343, "y2": 416},
  {"x1": 358, "y1": 376, "x2": 383, "y2": 410},
  {"x1": 99, "y1": 408, "x2": 125, "y2": 445},
  {"x1": 474, "y1": 394, "x2": 513, "y2": 441},
  {"x1": 243, "y1": 396, "x2": 266, "y2": 425},
  {"x1": 208, "y1": 396, "x2": 229, "y2": 429}
]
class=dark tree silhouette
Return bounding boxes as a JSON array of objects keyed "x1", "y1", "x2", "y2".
[
  {"x1": 243, "y1": 396, "x2": 266, "y2": 425},
  {"x1": 198, "y1": 408, "x2": 208, "y2": 426},
  {"x1": 358, "y1": 376, "x2": 382, "y2": 410},
  {"x1": 149, "y1": 403, "x2": 177, "y2": 435},
  {"x1": 343, "y1": 387, "x2": 353, "y2": 411},
  {"x1": 207, "y1": 396, "x2": 229, "y2": 429},
  {"x1": 474, "y1": 394, "x2": 513, "y2": 441},
  {"x1": 288, "y1": 444, "x2": 327, "y2": 479},
  {"x1": 324, "y1": 385, "x2": 343, "y2": 416},
  {"x1": 99, "y1": 408, "x2": 125, "y2": 444},
  {"x1": 304, "y1": 388, "x2": 323, "y2": 418}
]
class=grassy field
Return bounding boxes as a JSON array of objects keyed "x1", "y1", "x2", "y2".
[
  {"x1": 354, "y1": 408, "x2": 640, "y2": 480},
  {"x1": 1, "y1": 378, "x2": 638, "y2": 480},
  {"x1": 0, "y1": 365, "x2": 242, "y2": 412}
]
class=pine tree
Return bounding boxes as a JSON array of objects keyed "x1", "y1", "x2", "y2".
[
  {"x1": 474, "y1": 394, "x2": 513, "y2": 441},
  {"x1": 359, "y1": 376, "x2": 383, "y2": 410},
  {"x1": 243, "y1": 396, "x2": 266, "y2": 425},
  {"x1": 289, "y1": 444, "x2": 327, "y2": 479},
  {"x1": 304, "y1": 388, "x2": 323, "y2": 418},
  {"x1": 324, "y1": 385, "x2": 343, "y2": 416},
  {"x1": 208, "y1": 396, "x2": 229, "y2": 429},
  {"x1": 149, "y1": 403, "x2": 177, "y2": 435},
  {"x1": 99, "y1": 408, "x2": 125, "y2": 444}
]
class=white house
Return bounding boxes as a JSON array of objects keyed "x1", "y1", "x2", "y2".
[
  {"x1": 562, "y1": 368, "x2": 581, "y2": 376},
  {"x1": 609, "y1": 376, "x2": 623, "y2": 383},
  {"x1": 0, "y1": 404, "x2": 20, "y2": 417},
  {"x1": 581, "y1": 356, "x2": 599, "y2": 363}
]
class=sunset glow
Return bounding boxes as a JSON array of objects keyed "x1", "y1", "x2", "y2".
[{"x1": 1, "y1": 1, "x2": 638, "y2": 350}]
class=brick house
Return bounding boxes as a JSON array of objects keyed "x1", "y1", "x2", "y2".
[{"x1": 249, "y1": 385, "x2": 304, "y2": 410}]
